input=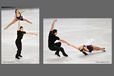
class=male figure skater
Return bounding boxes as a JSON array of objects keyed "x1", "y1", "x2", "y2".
[
  {"x1": 15, "y1": 21, "x2": 37, "y2": 59},
  {"x1": 48, "y1": 19, "x2": 70, "y2": 57}
]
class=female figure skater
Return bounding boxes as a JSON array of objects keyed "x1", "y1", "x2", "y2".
[
  {"x1": 70, "y1": 44, "x2": 105, "y2": 55},
  {"x1": 4, "y1": 9, "x2": 32, "y2": 30},
  {"x1": 15, "y1": 21, "x2": 37, "y2": 59},
  {"x1": 48, "y1": 19, "x2": 70, "y2": 57}
]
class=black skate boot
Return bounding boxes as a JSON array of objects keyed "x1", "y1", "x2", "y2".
[
  {"x1": 19, "y1": 55, "x2": 23, "y2": 57},
  {"x1": 55, "y1": 52, "x2": 60, "y2": 57},
  {"x1": 103, "y1": 48, "x2": 106, "y2": 52},
  {"x1": 63, "y1": 54, "x2": 68, "y2": 57},
  {"x1": 15, "y1": 56, "x2": 20, "y2": 59},
  {"x1": 80, "y1": 49, "x2": 88, "y2": 55}
]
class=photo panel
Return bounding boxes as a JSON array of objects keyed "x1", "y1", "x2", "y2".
[
  {"x1": 43, "y1": 18, "x2": 112, "y2": 64},
  {"x1": 1, "y1": 8, "x2": 39, "y2": 64}
]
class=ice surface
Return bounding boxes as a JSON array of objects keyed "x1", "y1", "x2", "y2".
[
  {"x1": 1, "y1": 8, "x2": 39, "y2": 64},
  {"x1": 43, "y1": 18, "x2": 112, "y2": 64}
]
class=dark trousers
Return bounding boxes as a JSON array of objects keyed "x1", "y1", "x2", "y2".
[
  {"x1": 49, "y1": 42, "x2": 67, "y2": 55},
  {"x1": 15, "y1": 39, "x2": 22, "y2": 57}
]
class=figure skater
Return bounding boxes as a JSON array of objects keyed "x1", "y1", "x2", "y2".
[
  {"x1": 70, "y1": 44, "x2": 105, "y2": 55},
  {"x1": 4, "y1": 9, "x2": 32, "y2": 30},
  {"x1": 48, "y1": 19, "x2": 70, "y2": 57},
  {"x1": 15, "y1": 21, "x2": 37, "y2": 59}
]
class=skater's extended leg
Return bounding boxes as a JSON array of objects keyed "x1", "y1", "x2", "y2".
[
  {"x1": 23, "y1": 18, "x2": 32, "y2": 24},
  {"x1": 4, "y1": 18, "x2": 18, "y2": 30},
  {"x1": 92, "y1": 45, "x2": 105, "y2": 51}
]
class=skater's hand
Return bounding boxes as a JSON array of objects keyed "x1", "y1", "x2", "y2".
[
  {"x1": 34, "y1": 33, "x2": 38, "y2": 36},
  {"x1": 22, "y1": 10, "x2": 24, "y2": 12},
  {"x1": 50, "y1": 19, "x2": 57, "y2": 31},
  {"x1": 68, "y1": 44, "x2": 72, "y2": 46},
  {"x1": 60, "y1": 39, "x2": 70, "y2": 46},
  {"x1": 53, "y1": 19, "x2": 57, "y2": 22},
  {"x1": 68, "y1": 44, "x2": 71, "y2": 46},
  {"x1": 32, "y1": 33, "x2": 38, "y2": 36},
  {"x1": 67, "y1": 43, "x2": 70, "y2": 46}
]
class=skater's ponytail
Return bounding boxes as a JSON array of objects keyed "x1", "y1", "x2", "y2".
[{"x1": 15, "y1": 9, "x2": 18, "y2": 14}]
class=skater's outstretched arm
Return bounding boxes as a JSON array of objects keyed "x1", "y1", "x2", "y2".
[
  {"x1": 60, "y1": 39, "x2": 70, "y2": 46},
  {"x1": 18, "y1": 21, "x2": 37, "y2": 35},
  {"x1": 70, "y1": 44, "x2": 79, "y2": 50},
  {"x1": 50, "y1": 19, "x2": 57, "y2": 31},
  {"x1": 26, "y1": 32, "x2": 38, "y2": 36}
]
